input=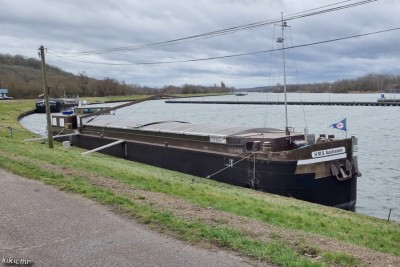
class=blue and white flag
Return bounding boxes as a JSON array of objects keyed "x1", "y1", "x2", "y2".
[{"x1": 330, "y1": 118, "x2": 347, "y2": 131}]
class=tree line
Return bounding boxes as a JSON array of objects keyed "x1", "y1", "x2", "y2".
[
  {"x1": 1, "y1": 53, "x2": 399, "y2": 98},
  {"x1": 0, "y1": 54, "x2": 230, "y2": 99},
  {"x1": 250, "y1": 73, "x2": 400, "y2": 93}
]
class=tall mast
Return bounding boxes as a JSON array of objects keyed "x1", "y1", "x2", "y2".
[{"x1": 278, "y1": 12, "x2": 289, "y2": 135}]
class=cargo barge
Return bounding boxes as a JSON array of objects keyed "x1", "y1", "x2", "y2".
[
  {"x1": 56, "y1": 113, "x2": 360, "y2": 210},
  {"x1": 52, "y1": 18, "x2": 360, "y2": 209},
  {"x1": 36, "y1": 97, "x2": 79, "y2": 113}
]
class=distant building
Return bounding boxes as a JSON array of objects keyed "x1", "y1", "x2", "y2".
[{"x1": 0, "y1": 88, "x2": 12, "y2": 99}]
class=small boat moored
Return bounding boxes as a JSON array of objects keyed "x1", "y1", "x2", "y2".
[{"x1": 235, "y1": 91, "x2": 248, "y2": 96}]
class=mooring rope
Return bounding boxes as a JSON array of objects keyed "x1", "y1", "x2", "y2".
[{"x1": 206, "y1": 152, "x2": 255, "y2": 179}]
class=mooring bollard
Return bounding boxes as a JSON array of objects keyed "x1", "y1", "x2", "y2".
[{"x1": 62, "y1": 141, "x2": 71, "y2": 149}]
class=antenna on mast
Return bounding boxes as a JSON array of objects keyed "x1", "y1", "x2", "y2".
[{"x1": 277, "y1": 12, "x2": 290, "y2": 136}]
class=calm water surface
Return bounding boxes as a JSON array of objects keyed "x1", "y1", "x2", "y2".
[{"x1": 20, "y1": 93, "x2": 400, "y2": 221}]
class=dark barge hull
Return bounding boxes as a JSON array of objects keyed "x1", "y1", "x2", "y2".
[
  {"x1": 67, "y1": 134, "x2": 357, "y2": 209},
  {"x1": 36, "y1": 101, "x2": 62, "y2": 113},
  {"x1": 36, "y1": 101, "x2": 77, "y2": 113}
]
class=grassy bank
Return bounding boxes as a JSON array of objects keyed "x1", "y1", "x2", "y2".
[{"x1": 1, "y1": 98, "x2": 399, "y2": 267}]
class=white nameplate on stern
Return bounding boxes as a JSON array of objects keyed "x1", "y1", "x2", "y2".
[{"x1": 297, "y1": 147, "x2": 346, "y2": 165}]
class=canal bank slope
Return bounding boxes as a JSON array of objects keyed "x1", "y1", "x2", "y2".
[{"x1": 0, "y1": 99, "x2": 399, "y2": 266}]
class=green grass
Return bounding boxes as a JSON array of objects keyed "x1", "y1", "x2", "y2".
[
  {"x1": 0, "y1": 149, "x2": 322, "y2": 266},
  {"x1": 1, "y1": 98, "x2": 399, "y2": 266},
  {"x1": 322, "y1": 252, "x2": 359, "y2": 267},
  {"x1": 2, "y1": 140, "x2": 399, "y2": 259},
  {"x1": 6, "y1": 139, "x2": 394, "y2": 256}
]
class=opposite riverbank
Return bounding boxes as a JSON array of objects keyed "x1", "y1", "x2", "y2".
[{"x1": 0, "y1": 97, "x2": 399, "y2": 267}]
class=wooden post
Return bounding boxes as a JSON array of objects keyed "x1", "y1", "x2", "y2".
[
  {"x1": 39, "y1": 45, "x2": 53, "y2": 148},
  {"x1": 387, "y1": 208, "x2": 392, "y2": 222}
]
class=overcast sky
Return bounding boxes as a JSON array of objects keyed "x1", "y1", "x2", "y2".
[{"x1": 2, "y1": 0, "x2": 399, "y2": 88}]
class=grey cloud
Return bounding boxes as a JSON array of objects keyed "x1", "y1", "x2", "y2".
[{"x1": 1, "y1": 0, "x2": 399, "y2": 88}]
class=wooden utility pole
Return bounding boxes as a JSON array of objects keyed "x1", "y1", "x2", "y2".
[{"x1": 39, "y1": 45, "x2": 53, "y2": 148}]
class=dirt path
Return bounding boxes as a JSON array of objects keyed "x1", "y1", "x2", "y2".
[
  {"x1": 40, "y1": 162, "x2": 400, "y2": 267},
  {"x1": 0, "y1": 169, "x2": 260, "y2": 267}
]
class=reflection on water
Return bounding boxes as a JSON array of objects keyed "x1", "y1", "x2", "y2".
[{"x1": 20, "y1": 93, "x2": 400, "y2": 221}]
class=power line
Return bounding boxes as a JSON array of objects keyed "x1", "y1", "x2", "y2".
[
  {"x1": 49, "y1": 26, "x2": 400, "y2": 66},
  {"x1": 49, "y1": 0, "x2": 377, "y2": 56}
]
